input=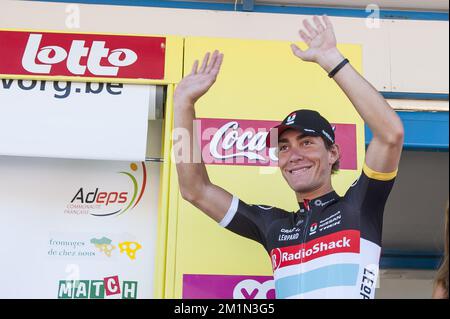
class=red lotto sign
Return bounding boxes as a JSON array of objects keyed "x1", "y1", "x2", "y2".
[{"x1": 0, "y1": 30, "x2": 166, "y2": 80}]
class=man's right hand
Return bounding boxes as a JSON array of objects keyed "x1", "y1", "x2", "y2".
[
  {"x1": 174, "y1": 50, "x2": 224, "y2": 107},
  {"x1": 173, "y1": 49, "x2": 233, "y2": 224}
]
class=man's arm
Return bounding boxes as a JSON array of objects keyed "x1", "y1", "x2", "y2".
[
  {"x1": 291, "y1": 16, "x2": 404, "y2": 173},
  {"x1": 173, "y1": 50, "x2": 233, "y2": 222}
]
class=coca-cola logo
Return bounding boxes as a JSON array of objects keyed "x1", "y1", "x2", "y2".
[
  {"x1": 22, "y1": 34, "x2": 138, "y2": 76},
  {"x1": 197, "y1": 118, "x2": 357, "y2": 169},
  {"x1": 0, "y1": 30, "x2": 166, "y2": 79},
  {"x1": 199, "y1": 118, "x2": 278, "y2": 166},
  {"x1": 209, "y1": 121, "x2": 277, "y2": 163}
]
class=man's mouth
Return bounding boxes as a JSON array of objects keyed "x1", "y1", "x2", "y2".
[{"x1": 288, "y1": 166, "x2": 312, "y2": 175}]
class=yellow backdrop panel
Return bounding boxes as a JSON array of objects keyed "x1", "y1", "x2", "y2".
[{"x1": 168, "y1": 36, "x2": 364, "y2": 298}]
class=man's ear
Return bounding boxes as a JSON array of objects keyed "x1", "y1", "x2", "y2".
[{"x1": 329, "y1": 143, "x2": 340, "y2": 165}]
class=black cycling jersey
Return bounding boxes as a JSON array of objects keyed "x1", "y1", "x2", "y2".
[{"x1": 219, "y1": 163, "x2": 397, "y2": 299}]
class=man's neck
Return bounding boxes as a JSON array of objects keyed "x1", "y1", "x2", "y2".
[{"x1": 296, "y1": 183, "x2": 334, "y2": 203}]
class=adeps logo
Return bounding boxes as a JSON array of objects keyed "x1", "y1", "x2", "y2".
[{"x1": 66, "y1": 162, "x2": 147, "y2": 217}]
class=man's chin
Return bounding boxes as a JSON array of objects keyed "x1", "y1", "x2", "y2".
[
  {"x1": 283, "y1": 176, "x2": 316, "y2": 194},
  {"x1": 289, "y1": 183, "x2": 315, "y2": 194}
]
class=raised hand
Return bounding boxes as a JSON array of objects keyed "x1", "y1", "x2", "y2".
[
  {"x1": 290, "y1": 15, "x2": 344, "y2": 72},
  {"x1": 174, "y1": 50, "x2": 224, "y2": 107}
]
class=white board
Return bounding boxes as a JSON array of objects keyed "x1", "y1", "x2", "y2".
[
  {"x1": 0, "y1": 156, "x2": 160, "y2": 299},
  {"x1": 0, "y1": 80, "x2": 155, "y2": 161}
]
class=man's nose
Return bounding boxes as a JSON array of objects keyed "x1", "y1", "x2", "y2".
[{"x1": 289, "y1": 145, "x2": 304, "y2": 163}]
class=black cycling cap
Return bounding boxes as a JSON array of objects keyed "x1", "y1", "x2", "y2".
[{"x1": 266, "y1": 109, "x2": 335, "y2": 148}]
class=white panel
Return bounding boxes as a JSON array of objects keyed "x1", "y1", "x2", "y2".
[
  {"x1": 0, "y1": 80, "x2": 154, "y2": 161},
  {"x1": 0, "y1": 156, "x2": 160, "y2": 298},
  {"x1": 389, "y1": 19, "x2": 449, "y2": 93}
]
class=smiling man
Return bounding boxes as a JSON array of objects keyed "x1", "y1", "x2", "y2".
[{"x1": 173, "y1": 15, "x2": 404, "y2": 299}]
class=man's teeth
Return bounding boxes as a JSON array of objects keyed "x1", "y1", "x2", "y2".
[{"x1": 290, "y1": 168, "x2": 309, "y2": 174}]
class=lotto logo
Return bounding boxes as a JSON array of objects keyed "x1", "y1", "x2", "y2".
[
  {"x1": 0, "y1": 30, "x2": 166, "y2": 80},
  {"x1": 22, "y1": 34, "x2": 138, "y2": 76}
]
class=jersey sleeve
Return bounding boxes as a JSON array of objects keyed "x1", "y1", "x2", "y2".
[
  {"x1": 344, "y1": 163, "x2": 397, "y2": 245},
  {"x1": 218, "y1": 195, "x2": 282, "y2": 250}
]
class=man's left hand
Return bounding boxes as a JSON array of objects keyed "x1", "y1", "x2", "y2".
[{"x1": 291, "y1": 15, "x2": 344, "y2": 73}]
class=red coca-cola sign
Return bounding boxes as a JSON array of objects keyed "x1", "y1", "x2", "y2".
[
  {"x1": 198, "y1": 118, "x2": 357, "y2": 169},
  {"x1": 0, "y1": 30, "x2": 165, "y2": 79}
]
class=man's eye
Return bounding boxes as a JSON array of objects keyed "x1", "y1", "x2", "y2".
[
  {"x1": 303, "y1": 140, "x2": 312, "y2": 146},
  {"x1": 279, "y1": 145, "x2": 288, "y2": 152}
]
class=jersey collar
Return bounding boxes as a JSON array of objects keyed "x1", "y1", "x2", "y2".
[{"x1": 298, "y1": 190, "x2": 339, "y2": 212}]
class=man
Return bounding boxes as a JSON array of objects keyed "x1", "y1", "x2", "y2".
[{"x1": 173, "y1": 15, "x2": 404, "y2": 299}]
